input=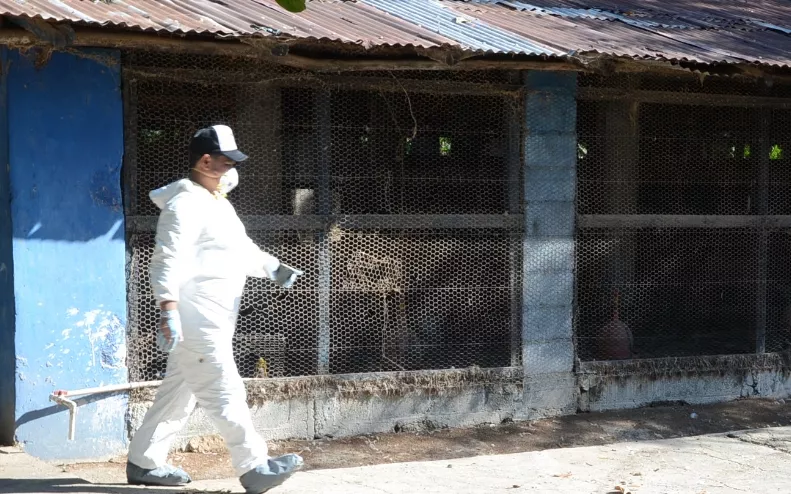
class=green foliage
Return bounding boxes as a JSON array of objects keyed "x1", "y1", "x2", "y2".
[
  {"x1": 276, "y1": 0, "x2": 306, "y2": 13},
  {"x1": 439, "y1": 136, "x2": 452, "y2": 156}
]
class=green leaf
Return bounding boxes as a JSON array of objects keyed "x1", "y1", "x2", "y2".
[
  {"x1": 276, "y1": 0, "x2": 307, "y2": 13},
  {"x1": 439, "y1": 136, "x2": 452, "y2": 156},
  {"x1": 770, "y1": 144, "x2": 783, "y2": 160}
]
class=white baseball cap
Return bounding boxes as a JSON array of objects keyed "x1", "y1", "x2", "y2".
[{"x1": 189, "y1": 124, "x2": 248, "y2": 163}]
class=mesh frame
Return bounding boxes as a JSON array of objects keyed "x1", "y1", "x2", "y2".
[
  {"x1": 576, "y1": 73, "x2": 791, "y2": 362},
  {"x1": 122, "y1": 51, "x2": 524, "y2": 381}
]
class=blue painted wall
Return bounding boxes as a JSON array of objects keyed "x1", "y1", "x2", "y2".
[
  {"x1": 8, "y1": 48, "x2": 128, "y2": 459},
  {"x1": 0, "y1": 46, "x2": 17, "y2": 446}
]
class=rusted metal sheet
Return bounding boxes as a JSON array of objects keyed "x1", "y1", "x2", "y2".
[
  {"x1": 439, "y1": 1, "x2": 791, "y2": 66},
  {"x1": 506, "y1": 0, "x2": 791, "y2": 27},
  {"x1": 0, "y1": 0, "x2": 457, "y2": 47},
  {"x1": 361, "y1": 0, "x2": 562, "y2": 56},
  {"x1": 448, "y1": 4, "x2": 731, "y2": 63},
  {"x1": 0, "y1": 0, "x2": 790, "y2": 67}
]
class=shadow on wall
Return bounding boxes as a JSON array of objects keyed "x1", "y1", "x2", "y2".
[{"x1": 14, "y1": 391, "x2": 124, "y2": 430}]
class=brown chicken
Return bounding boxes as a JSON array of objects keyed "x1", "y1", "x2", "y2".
[{"x1": 599, "y1": 290, "x2": 634, "y2": 360}]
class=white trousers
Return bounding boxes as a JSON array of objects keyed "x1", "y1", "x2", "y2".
[{"x1": 127, "y1": 345, "x2": 268, "y2": 476}]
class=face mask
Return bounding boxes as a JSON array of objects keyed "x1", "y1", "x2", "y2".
[{"x1": 216, "y1": 167, "x2": 239, "y2": 197}]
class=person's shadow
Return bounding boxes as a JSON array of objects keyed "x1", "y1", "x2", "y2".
[{"x1": 0, "y1": 476, "x2": 232, "y2": 493}]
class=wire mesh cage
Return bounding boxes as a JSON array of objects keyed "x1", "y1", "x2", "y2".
[
  {"x1": 576, "y1": 73, "x2": 791, "y2": 361},
  {"x1": 123, "y1": 51, "x2": 524, "y2": 381}
]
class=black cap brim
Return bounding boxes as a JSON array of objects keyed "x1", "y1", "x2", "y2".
[{"x1": 220, "y1": 149, "x2": 248, "y2": 163}]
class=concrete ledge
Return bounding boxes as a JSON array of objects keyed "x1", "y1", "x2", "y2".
[
  {"x1": 129, "y1": 385, "x2": 525, "y2": 449},
  {"x1": 583, "y1": 370, "x2": 791, "y2": 412},
  {"x1": 128, "y1": 367, "x2": 525, "y2": 448},
  {"x1": 128, "y1": 399, "x2": 316, "y2": 450},
  {"x1": 124, "y1": 355, "x2": 791, "y2": 452},
  {"x1": 579, "y1": 353, "x2": 791, "y2": 412},
  {"x1": 578, "y1": 353, "x2": 790, "y2": 377},
  {"x1": 315, "y1": 387, "x2": 524, "y2": 438}
]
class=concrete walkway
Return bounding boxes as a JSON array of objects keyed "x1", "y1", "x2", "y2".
[{"x1": 2, "y1": 427, "x2": 790, "y2": 493}]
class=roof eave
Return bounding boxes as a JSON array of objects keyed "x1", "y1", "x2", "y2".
[{"x1": 3, "y1": 17, "x2": 791, "y2": 79}]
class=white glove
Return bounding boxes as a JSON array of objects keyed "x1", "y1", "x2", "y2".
[
  {"x1": 274, "y1": 263, "x2": 304, "y2": 289},
  {"x1": 157, "y1": 309, "x2": 183, "y2": 353}
]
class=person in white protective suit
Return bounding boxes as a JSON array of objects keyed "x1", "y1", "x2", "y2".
[{"x1": 126, "y1": 125, "x2": 305, "y2": 493}]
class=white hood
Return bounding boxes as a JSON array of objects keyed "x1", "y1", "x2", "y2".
[
  {"x1": 149, "y1": 179, "x2": 195, "y2": 210},
  {"x1": 149, "y1": 169, "x2": 239, "y2": 210}
]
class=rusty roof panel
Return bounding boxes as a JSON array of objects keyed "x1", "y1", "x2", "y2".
[
  {"x1": 0, "y1": 0, "x2": 458, "y2": 46},
  {"x1": 447, "y1": 1, "x2": 791, "y2": 65},
  {"x1": 362, "y1": 0, "x2": 563, "y2": 55},
  {"x1": 504, "y1": 0, "x2": 791, "y2": 25},
  {"x1": 447, "y1": 3, "x2": 744, "y2": 63},
  {"x1": 1, "y1": 0, "x2": 790, "y2": 67}
]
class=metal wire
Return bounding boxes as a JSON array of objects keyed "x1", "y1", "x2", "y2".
[
  {"x1": 123, "y1": 51, "x2": 523, "y2": 380},
  {"x1": 576, "y1": 73, "x2": 791, "y2": 361}
]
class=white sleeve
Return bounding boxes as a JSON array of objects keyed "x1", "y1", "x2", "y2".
[
  {"x1": 149, "y1": 195, "x2": 203, "y2": 304},
  {"x1": 243, "y1": 235, "x2": 281, "y2": 279}
]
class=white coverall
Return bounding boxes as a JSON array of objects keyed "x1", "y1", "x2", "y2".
[{"x1": 128, "y1": 177, "x2": 281, "y2": 476}]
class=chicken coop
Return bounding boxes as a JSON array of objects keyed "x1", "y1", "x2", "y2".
[
  {"x1": 123, "y1": 51, "x2": 525, "y2": 383},
  {"x1": 575, "y1": 73, "x2": 791, "y2": 364}
]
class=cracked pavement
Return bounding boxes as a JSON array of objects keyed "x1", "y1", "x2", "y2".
[
  {"x1": 3, "y1": 427, "x2": 790, "y2": 493},
  {"x1": 727, "y1": 427, "x2": 791, "y2": 454}
]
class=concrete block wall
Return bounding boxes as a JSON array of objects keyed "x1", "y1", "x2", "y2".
[
  {"x1": 128, "y1": 384, "x2": 525, "y2": 449},
  {"x1": 522, "y1": 71, "x2": 579, "y2": 418},
  {"x1": 128, "y1": 398, "x2": 316, "y2": 448},
  {"x1": 7, "y1": 48, "x2": 128, "y2": 460},
  {"x1": 584, "y1": 370, "x2": 791, "y2": 412},
  {"x1": 126, "y1": 367, "x2": 791, "y2": 451}
]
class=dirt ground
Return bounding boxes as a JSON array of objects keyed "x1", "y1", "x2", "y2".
[{"x1": 63, "y1": 397, "x2": 791, "y2": 483}]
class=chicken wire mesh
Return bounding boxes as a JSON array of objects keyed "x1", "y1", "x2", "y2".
[
  {"x1": 576, "y1": 228, "x2": 760, "y2": 360},
  {"x1": 328, "y1": 228, "x2": 520, "y2": 374},
  {"x1": 576, "y1": 73, "x2": 791, "y2": 361},
  {"x1": 123, "y1": 51, "x2": 523, "y2": 381}
]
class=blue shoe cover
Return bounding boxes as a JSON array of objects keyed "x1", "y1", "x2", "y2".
[
  {"x1": 126, "y1": 461, "x2": 191, "y2": 486},
  {"x1": 240, "y1": 453, "x2": 304, "y2": 493}
]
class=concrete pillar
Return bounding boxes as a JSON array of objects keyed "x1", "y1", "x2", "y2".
[
  {"x1": 8, "y1": 48, "x2": 127, "y2": 459},
  {"x1": 522, "y1": 71, "x2": 579, "y2": 417}
]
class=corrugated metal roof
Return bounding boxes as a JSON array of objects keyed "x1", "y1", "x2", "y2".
[
  {"x1": 449, "y1": 1, "x2": 791, "y2": 66},
  {"x1": 1, "y1": 0, "x2": 791, "y2": 67},
  {"x1": 362, "y1": 0, "x2": 562, "y2": 56}
]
